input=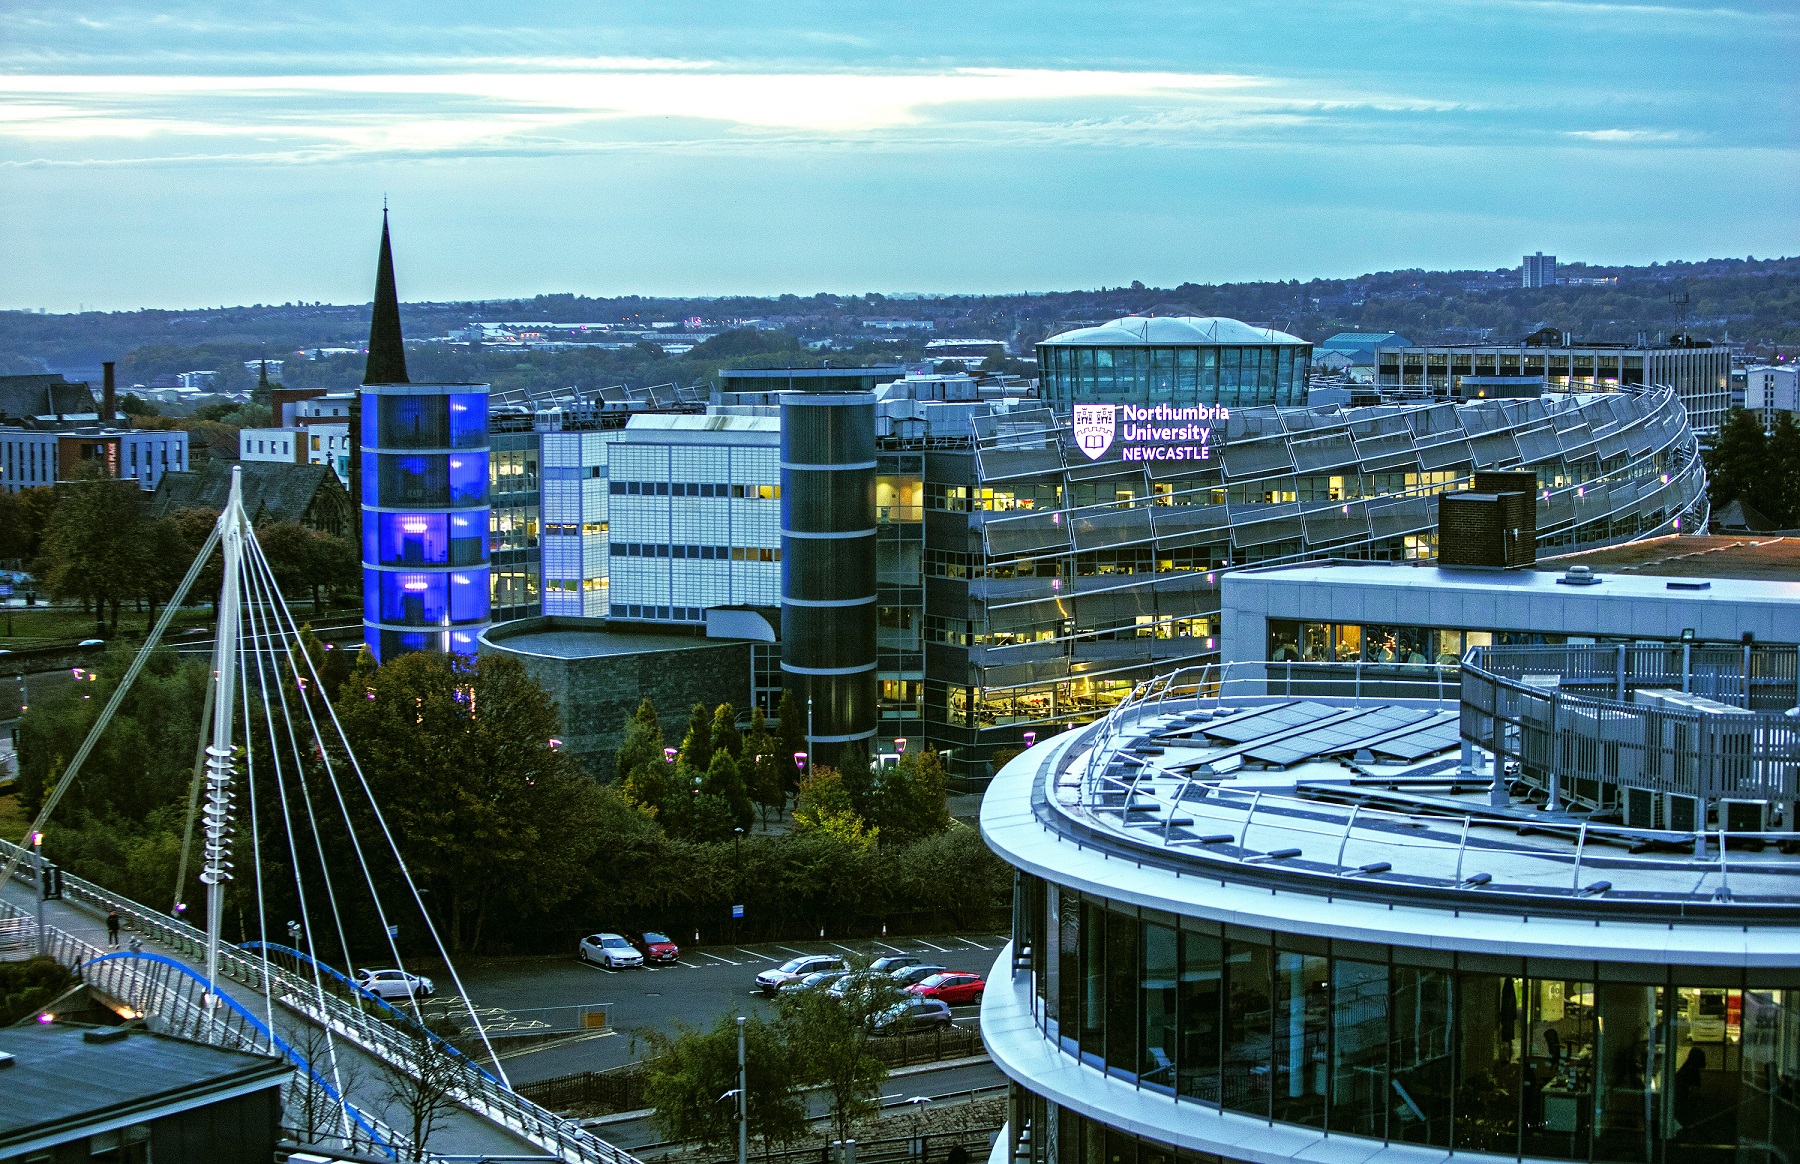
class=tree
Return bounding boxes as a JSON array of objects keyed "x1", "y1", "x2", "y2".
[
  {"x1": 640, "y1": 1014, "x2": 806, "y2": 1151},
  {"x1": 36, "y1": 467, "x2": 150, "y2": 632},
  {"x1": 679, "y1": 702, "x2": 714, "y2": 772},
  {"x1": 379, "y1": 1023, "x2": 465, "y2": 1162},
  {"x1": 335, "y1": 650, "x2": 606, "y2": 952},
  {"x1": 1766, "y1": 411, "x2": 1800, "y2": 527},
  {"x1": 742, "y1": 708, "x2": 784, "y2": 823},
  {"x1": 872, "y1": 747, "x2": 952, "y2": 845},
  {"x1": 0, "y1": 486, "x2": 55, "y2": 564},
  {"x1": 1704, "y1": 407, "x2": 1769, "y2": 515},
  {"x1": 776, "y1": 987, "x2": 890, "y2": 1144},
  {"x1": 792, "y1": 767, "x2": 876, "y2": 851},
  {"x1": 711, "y1": 703, "x2": 743, "y2": 760},
  {"x1": 118, "y1": 394, "x2": 162, "y2": 418},
  {"x1": 704, "y1": 747, "x2": 753, "y2": 832},
  {"x1": 616, "y1": 698, "x2": 666, "y2": 779},
  {"x1": 835, "y1": 738, "x2": 874, "y2": 821},
  {"x1": 775, "y1": 690, "x2": 806, "y2": 798}
]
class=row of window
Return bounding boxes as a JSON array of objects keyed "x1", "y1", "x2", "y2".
[
  {"x1": 609, "y1": 543, "x2": 781, "y2": 561},
  {"x1": 928, "y1": 615, "x2": 1215, "y2": 649},
  {"x1": 930, "y1": 459, "x2": 1669, "y2": 516},
  {"x1": 609, "y1": 481, "x2": 780, "y2": 499},
  {"x1": 1017, "y1": 1091, "x2": 1240, "y2": 1164},
  {"x1": 1015, "y1": 878, "x2": 1799, "y2": 1162},
  {"x1": 611, "y1": 603, "x2": 705, "y2": 621},
  {"x1": 1038, "y1": 343, "x2": 1310, "y2": 410},
  {"x1": 924, "y1": 548, "x2": 1228, "y2": 580},
  {"x1": 544, "y1": 522, "x2": 606, "y2": 537}
]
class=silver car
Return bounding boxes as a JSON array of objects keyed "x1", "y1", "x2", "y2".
[{"x1": 755, "y1": 954, "x2": 847, "y2": 995}]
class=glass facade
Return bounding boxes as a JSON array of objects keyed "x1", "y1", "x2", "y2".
[
  {"x1": 1014, "y1": 876, "x2": 1800, "y2": 1162},
  {"x1": 362, "y1": 385, "x2": 491, "y2": 660},
  {"x1": 1037, "y1": 344, "x2": 1309, "y2": 412}
]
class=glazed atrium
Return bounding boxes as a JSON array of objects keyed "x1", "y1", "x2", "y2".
[{"x1": 981, "y1": 645, "x2": 1800, "y2": 1163}]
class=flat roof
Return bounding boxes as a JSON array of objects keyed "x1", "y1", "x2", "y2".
[
  {"x1": 980, "y1": 698, "x2": 1800, "y2": 957},
  {"x1": 1232, "y1": 558, "x2": 1800, "y2": 604},
  {"x1": 481, "y1": 619, "x2": 745, "y2": 660},
  {"x1": 0, "y1": 1025, "x2": 286, "y2": 1149},
  {"x1": 1539, "y1": 535, "x2": 1800, "y2": 582}
]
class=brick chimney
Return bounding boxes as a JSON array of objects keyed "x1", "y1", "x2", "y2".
[{"x1": 102, "y1": 361, "x2": 117, "y2": 426}]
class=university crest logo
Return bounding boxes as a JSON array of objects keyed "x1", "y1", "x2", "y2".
[{"x1": 1072, "y1": 404, "x2": 1115, "y2": 461}]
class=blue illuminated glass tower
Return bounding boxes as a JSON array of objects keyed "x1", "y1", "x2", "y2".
[{"x1": 359, "y1": 212, "x2": 491, "y2": 661}]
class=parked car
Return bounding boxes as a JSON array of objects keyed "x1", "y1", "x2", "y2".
[
  {"x1": 579, "y1": 933, "x2": 644, "y2": 969},
  {"x1": 906, "y1": 972, "x2": 985, "y2": 1006},
  {"x1": 780, "y1": 968, "x2": 850, "y2": 994},
  {"x1": 889, "y1": 963, "x2": 948, "y2": 988},
  {"x1": 826, "y1": 970, "x2": 892, "y2": 1001},
  {"x1": 630, "y1": 931, "x2": 681, "y2": 964},
  {"x1": 354, "y1": 968, "x2": 434, "y2": 1000},
  {"x1": 870, "y1": 997, "x2": 953, "y2": 1035},
  {"x1": 755, "y1": 954, "x2": 847, "y2": 995},
  {"x1": 869, "y1": 955, "x2": 922, "y2": 974}
]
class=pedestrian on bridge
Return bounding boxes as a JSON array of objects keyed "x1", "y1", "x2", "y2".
[{"x1": 106, "y1": 908, "x2": 120, "y2": 947}]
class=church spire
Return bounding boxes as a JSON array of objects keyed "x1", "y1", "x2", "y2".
[{"x1": 364, "y1": 208, "x2": 410, "y2": 385}]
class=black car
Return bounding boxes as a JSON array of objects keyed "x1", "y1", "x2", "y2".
[
  {"x1": 890, "y1": 963, "x2": 948, "y2": 988},
  {"x1": 870, "y1": 955, "x2": 923, "y2": 974}
]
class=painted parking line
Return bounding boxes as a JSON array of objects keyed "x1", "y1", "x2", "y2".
[
  {"x1": 873, "y1": 940, "x2": 905, "y2": 953},
  {"x1": 578, "y1": 963, "x2": 619, "y2": 975},
  {"x1": 774, "y1": 945, "x2": 811, "y2": 957},
  {"x1": 735, "y1": 948, "x2": 775, "y2": 961},
  {"x1": 914, "y1": 939, "x2": 949, "y2": 952},
  {"x1": 829, "y1": 942, "x2": 861, "y2": 955},
  {"x1": 953, "y1": 937, "x2": 991, "y2": 949},
  {"x1": 696, "y1": 951, "x2": 740, "y2": 966}
]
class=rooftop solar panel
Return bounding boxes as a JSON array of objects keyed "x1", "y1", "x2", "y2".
[
  {"x1": 1244, "y1": 707, "x2": 1432, "y2": 765},
  {"x1": 1368, "y1": 721, "x2": 1462, "y2": 761},
  {"x1": 1201, "y1": 701, "x2": 1336, "y2": 743}
]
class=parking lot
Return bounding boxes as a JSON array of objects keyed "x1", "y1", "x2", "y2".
[{"x1": 451, "y1": 931, "x2": 1011, "y2": 1084}]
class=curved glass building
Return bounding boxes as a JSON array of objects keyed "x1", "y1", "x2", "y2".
[
  {"x1": 980, "y1": 650, "x2": 1800, "y2": 1164},
  {"x1": 922, "y1": 316, "x2": 1708, "y2": 779},
  {"x1": 1036, "y1": 317, "x2": 1311, "y2": 412}
]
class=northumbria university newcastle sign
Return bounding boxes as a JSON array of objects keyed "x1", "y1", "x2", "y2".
[{"x1": 1073, "y1": 403, "x2": 1227, "y2": 463}]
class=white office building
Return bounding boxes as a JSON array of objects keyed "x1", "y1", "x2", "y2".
[
  {"x1": 240, "y1": 423, "x2": 352, "y2": 487},
  {"x1": 1746, "y1": 365, "x2": 1798, "y2": 433},
  {"x1": 1222, "y1": 557, "x2": 1800, "y2": 671},
  {"x1": 0, "y1": 427, "x2": 188, "y2": 493},
  {"x1": 604, "y1": 414, "x2": 783, "y2": 625},
  {"x1": 539, "y1": 426, "x2": 627, "y2": 617}
]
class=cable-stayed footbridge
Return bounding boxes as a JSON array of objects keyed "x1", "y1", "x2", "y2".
[{"x1": 1, "y1": 467, "x2": 641, "y2": 1164}]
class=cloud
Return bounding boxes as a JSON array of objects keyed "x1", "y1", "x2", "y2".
[{"x1": 1565, "y1": 127, "x2": 1692, "y2": 142}]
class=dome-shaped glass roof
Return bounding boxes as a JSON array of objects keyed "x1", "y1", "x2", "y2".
[{"x1": 1041, "y1": 316, "x2": 1307, "y2": 347}]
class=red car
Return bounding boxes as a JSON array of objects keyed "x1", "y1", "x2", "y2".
[
  {"x1": 629, "y1": 931, "x2": 681, "y2": 964},
  {"x1": 906, "y1": 972, "x2": 985, "y2": 1006}
]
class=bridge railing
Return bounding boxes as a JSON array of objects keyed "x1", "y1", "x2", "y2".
[{"x1": 0, "y1": 838, "x2": 642, "y2": 1164}]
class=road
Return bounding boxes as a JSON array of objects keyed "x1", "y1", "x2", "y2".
[
  {"x1": 451, "y1": 931, "x2": 1011, "y2": 1085},
  {"x1": 589, "y1": 1057, "x2": 1008, "y2": 1150}
]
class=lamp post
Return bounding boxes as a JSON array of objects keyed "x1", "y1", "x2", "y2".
[
  {"x1": 31, "y1": 831, "x2": 45, "y2": 957},
  {"x1": 737, "y1": 1014, "x2": 748, "y2": 1164}
]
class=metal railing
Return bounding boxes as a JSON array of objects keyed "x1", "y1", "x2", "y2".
[
  {"x1": 1035, "y1": 668, "x2": 1800, "y2": 916},
  {"x1": 0, "y1": 838, "x2": 643, "y2": 1164},
  {"x1": 1463, "y1": 644, "x2": 1800, "y2": 805}
]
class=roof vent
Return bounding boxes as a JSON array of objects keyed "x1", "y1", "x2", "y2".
[
  {"x1": 0, "y1": 1050, "x2": 14, "y2": 1070},
  {"x1": 82, "y1": 1028, "x2": 129, "y2": 1044},
  {"x1": 1666, "y1": 580, "x2": 1711, "y2": 591},
  {"x1": 1558, "y1": 565, "x2": 1600, "y2": 586}
]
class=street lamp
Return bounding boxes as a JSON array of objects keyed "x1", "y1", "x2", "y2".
[
  {"x1": 793, "y1": 751, "x2": 807, "y2": 774},
  {"x1": 1022, "y1": 731, "x2": 1037, "y2": 747},
  {"x1": 664, "y1": 746, "x2": 679, "y2": 764}
]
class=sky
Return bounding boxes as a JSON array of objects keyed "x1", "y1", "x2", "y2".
[{"x1": 2, "y1": 1, "x2": 1796, "y2": 311}]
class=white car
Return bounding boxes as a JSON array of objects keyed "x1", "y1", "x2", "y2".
[
  {"x1": 754, "y1": 954, "x2": 847, "y2": 995},
  {"x1": 354, "y1": 968, "x2": 434, "y2": 1000},
  {"x1": 579, "y1": 933, "x2": 644, "y2": 969}
]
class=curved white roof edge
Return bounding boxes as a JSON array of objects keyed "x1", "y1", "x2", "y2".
[{"x1": 1041, "y1": 316, "x2": 1308, "y2": 347}]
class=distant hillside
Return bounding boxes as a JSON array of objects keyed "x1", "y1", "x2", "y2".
[{"x1": 3, "y1": 255, "x2": 1794, "y2": 390}]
